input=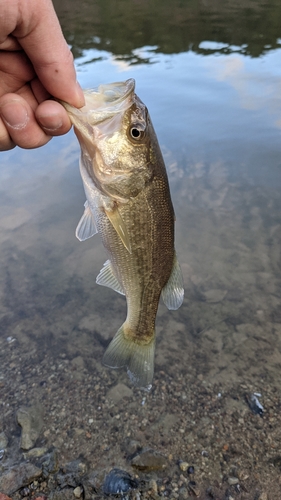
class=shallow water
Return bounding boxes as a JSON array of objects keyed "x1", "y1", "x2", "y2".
[{"x1": 1, "y1": 0, "x2": 281, "y2": 497}]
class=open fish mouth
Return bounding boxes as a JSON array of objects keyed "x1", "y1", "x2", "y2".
[
  {"x1": 61, "y1": 78, "x2": 136, "y2": 126},
  {"x1": 94, "y1": 78, "x2": 135, "y2": 105}
]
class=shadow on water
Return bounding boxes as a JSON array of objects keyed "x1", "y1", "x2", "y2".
[{"x1": 0, "y1": 0, "x2": 281, "y2": 497}]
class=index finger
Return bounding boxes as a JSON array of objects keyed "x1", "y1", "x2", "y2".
[{"x1": 13, "y1": 0, "x2": 84, "y2": 108}]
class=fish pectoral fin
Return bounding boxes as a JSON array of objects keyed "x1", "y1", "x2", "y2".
[
  {"x1": 75, "y1": 201, "x2": 98, "y2": 241},
  {"x1": 104, "y1": 206, "x2": 132, "y2": 254},
  {"x1": 103, "y1": 324, "x2": 155, "y2": 390},
  {"x1": 96, "y1": 259, "x2": 125, "y2": 295},
  {"x1": 161, "y1": 253, "x2": 184, "y2": 310}
]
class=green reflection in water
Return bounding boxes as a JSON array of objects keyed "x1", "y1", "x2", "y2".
[{"x1": 54, "y1": 0, "x2": 281, "y2": 60}]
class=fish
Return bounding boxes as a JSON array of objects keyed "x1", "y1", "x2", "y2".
[{"x1": 61, "y1": 78, "x2": 184, "y2": 389}]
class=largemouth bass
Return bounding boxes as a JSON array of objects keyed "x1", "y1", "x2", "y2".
[{"x1": 62, "y1": 79, "x2": 184, "y2": 389}]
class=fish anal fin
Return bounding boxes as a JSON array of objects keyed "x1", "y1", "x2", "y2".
[
  {"x1": 76, "y1": 201, "x2": 97, "y2": 241},
  {"x1": 161, "y1": 254, "x2": 184, "y2": 310},
  {"x1": 104, "y1": 205, "x2": 132, "y2": 254},
  {"x1": 96, "y1": 260, "x2": 125, "y2": 295},
  {"x1": 103, "y1": 324, "x2": 155, "y2": 390}
]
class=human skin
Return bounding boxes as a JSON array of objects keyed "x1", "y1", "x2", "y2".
[{"x1": 0, "y1": 0, "x2": 85, "y2": 151}]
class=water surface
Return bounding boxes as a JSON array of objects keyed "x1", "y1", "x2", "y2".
[{"x1": 1, "y1": 0, "x2": 281, "y2": 496}]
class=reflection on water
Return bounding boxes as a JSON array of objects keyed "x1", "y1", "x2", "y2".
[
  {"x1": 54, "y1": 0, "x2": 281, "y2": 60},
  {"x1": 0, "y1": 0, "x2": 281, "y2": 496}
]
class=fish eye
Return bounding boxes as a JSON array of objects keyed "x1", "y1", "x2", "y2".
[
  {"x1": 131, "y1": 127, "x2": 141, "y2": 139},
  {"x1": 128, "y1": 123, "x2": 146, "y2": 142}
]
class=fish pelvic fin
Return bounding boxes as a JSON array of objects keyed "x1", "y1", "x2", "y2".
[
  {"x1": 96, "y1": 259, "x2": 125, "y2": 295},
  {"x1": 76, "y1": 201, "x2": 98, "y2": 241},
  {"x1": 103, "y1": 324, "x2": 155, "y2": 390},
  {"x1": 161, "y1": 253, "x2": 184, "y2": 310}
]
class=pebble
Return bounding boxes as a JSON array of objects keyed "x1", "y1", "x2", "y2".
[
  {"x1": 17, "y1": 402, "x2": 44, "y2": 450},
  {"x1": 0, "y1": 494, "x2": 12, "y2": 500},
  {"x1": 23, "y1": 447, "x2": 48, "y2": 459},
  {"x1": 245, "y1": 393, "x2": 264, "y2": 416},
  {"x1": 148, "y1": 479, "x2": 158, "y2": 494},
  {"x1": 227, "y1": 476, "x2": 239, "y2": 485},
  {"x1": 238, "y1": 470, "x2": 249, "y2": 481},
  {"x1": 20, "y1": 487, "x2": 30, "y2": 497},
  {"x1": 0, "y1": 463, "x2": 41, "y2": 496},
  {"x1": 41, "y1": 449, "x2": 59, "y2": 479},
  {"x1": 0, "y1": 433, "x2": 8, "y2": 450},
  {"x1": 73, "y1": 486, "x2": 83, "y2": 498},
  {"x1": 106, "y1": 383, "x2": 133, "y2": 403},
  {"x1": 179, "y1": 461, "x2": 189, "y2": 472},
  {"x1": 131, "y1": 448, "x2": 167, "y2": 471},
  {"x1": 258, "y1": 493, "x2": 268, "y2": 500},
  {"x1": 188, "y1": 481, "x2": 200, "y2": 497}
]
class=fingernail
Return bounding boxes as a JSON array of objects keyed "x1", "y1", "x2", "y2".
[
  {"x1": 0, "y1": 101, "x2": 28, "y2": 129},
  {"x1": 76, "y1": 81, "x2": 85, "y2": 107},
  {"x1": 39, "y1": 115, "x2": 63, "y2": 132}
]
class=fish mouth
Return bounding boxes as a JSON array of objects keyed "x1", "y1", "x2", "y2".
[
  {"x1": 60, "y1": 78, "x2": 136, "y2": 127},
  {"x1": 94, "y1": 78, "x2": 135, "y2": 106}
]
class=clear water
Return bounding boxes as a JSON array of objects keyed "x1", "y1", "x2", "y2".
[{"x1": 1, "y1": 0, "x2": 281, "y2": 494}]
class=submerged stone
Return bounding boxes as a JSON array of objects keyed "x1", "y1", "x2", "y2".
[
  {"x1": 0, "y1": 432, "x2": 8, "y2": 450},
  {"x1": 106, "y1": 383, "x2": 133, "y2": 403},
  {"x1": 41, "y1": 449, "x2": 59, "y2": 479},
  {"x1": 23, "y1": 447, "x2": 48, "y2": 459},
  {"x1": 17, "y1": 402, "x2": 44, "y2": 450},
  {"x1": 0, "y1": 462, "x2": 41, "y2": 495},
  {"x1": 131, "y1": 448, "x2": 167, "y2": 471}
]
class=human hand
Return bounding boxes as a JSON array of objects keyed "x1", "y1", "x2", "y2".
[{"x1": 0, "y1": 0, "x2": 85, "y2": 151}]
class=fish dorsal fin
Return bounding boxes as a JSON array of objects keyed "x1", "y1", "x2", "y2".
[
  {"x1": 76, "y1": 201, "x2": 98, "y2": 241},
  {"x1": 96, "y1": 259, "x2": 125, "y2": 295},
  {"x1": 104, "y1": 205, "x2": 132, "y2": 254},
  {"x1": 161, "y1": 254, "x2": 184, "y2": 310}
]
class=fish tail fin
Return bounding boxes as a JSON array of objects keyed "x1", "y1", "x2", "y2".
[{"x1": 103, "y1": 324, "x2": 155, "y2": 390}]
